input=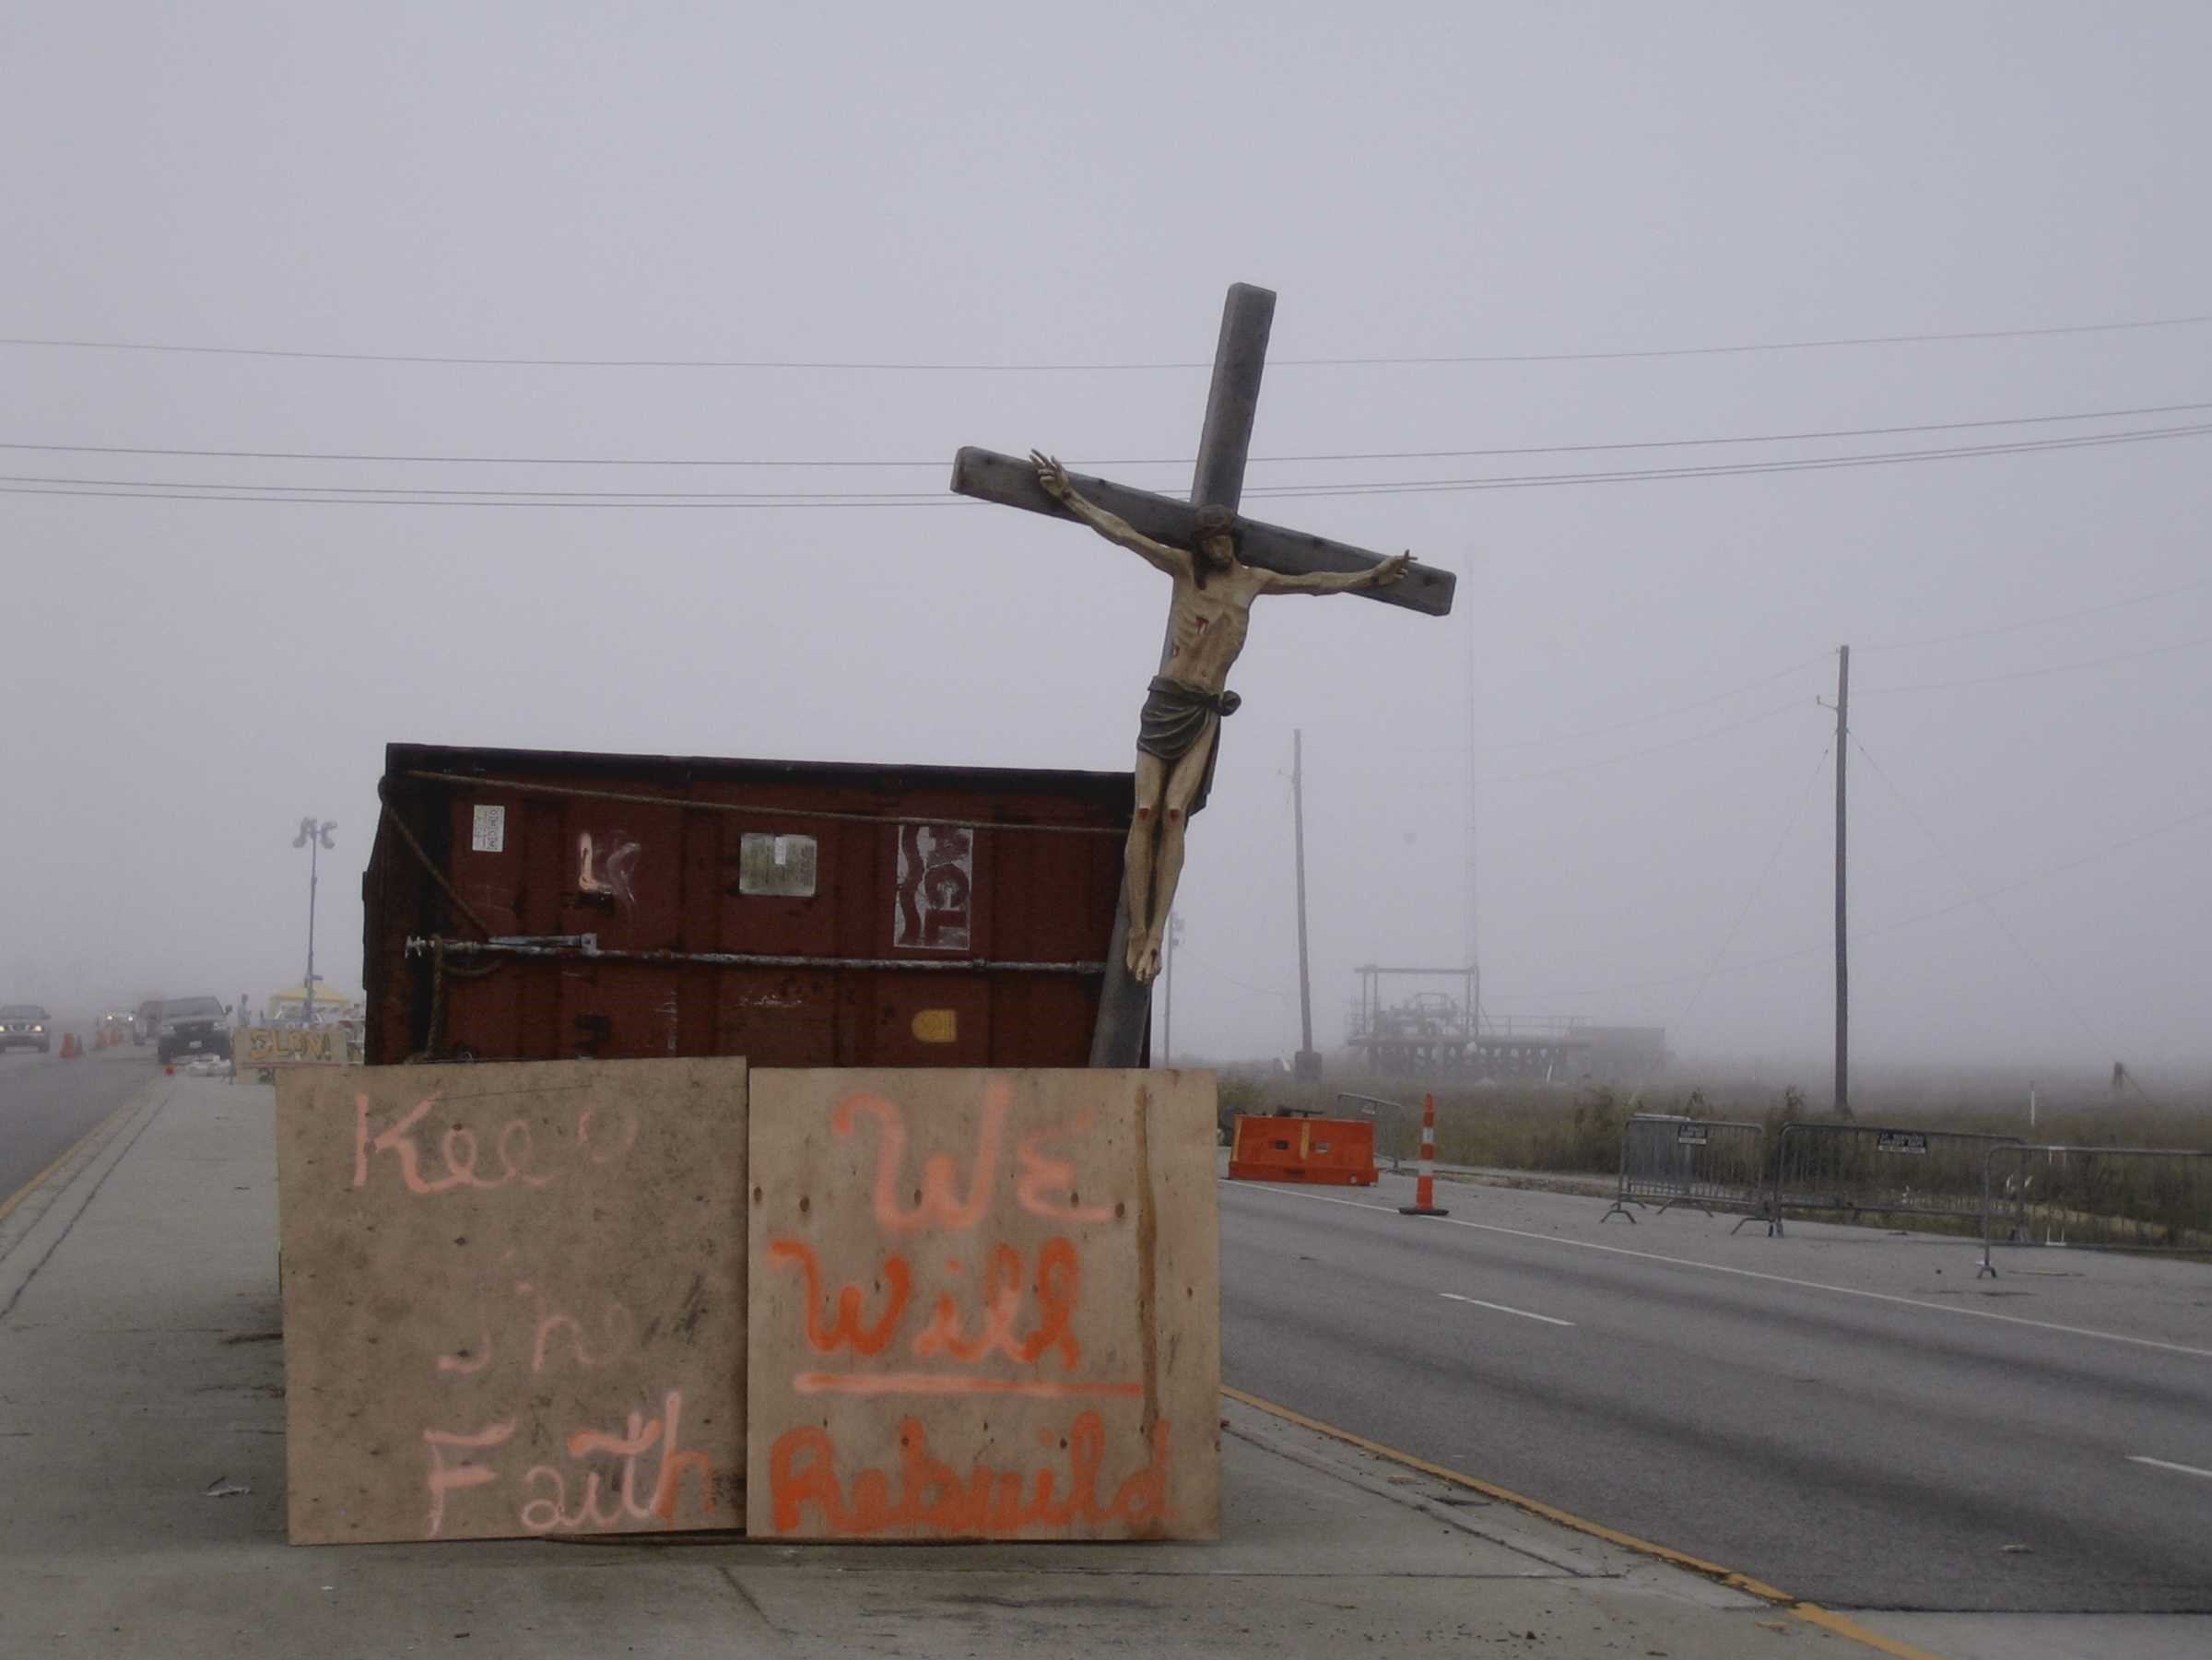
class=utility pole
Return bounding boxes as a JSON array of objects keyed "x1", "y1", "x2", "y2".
[
  {"x1": 1291, "y1": 728, "x2": 1321, "y2": 1083},
  {"x1": 1832, "y1": 647, "x2": 1850, "y2": 1120},
  {"x1": 1462, "y1": 548, "x2": 1482, "y2": 1042}
]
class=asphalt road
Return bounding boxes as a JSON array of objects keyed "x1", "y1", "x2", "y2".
[
  {"x1": 1220, "y1": 1169, "x2": 2212, "y2": 1614},
  {"x1": 0, "y1": 1043, "x2": 157, "y2": 1209}
]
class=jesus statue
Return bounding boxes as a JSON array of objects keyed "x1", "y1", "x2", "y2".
[{"x1": 1030, "y1": 452, "x2": 1413, "y2": 984}]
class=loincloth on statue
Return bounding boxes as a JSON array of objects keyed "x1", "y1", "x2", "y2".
[{"x1": 1135, "y1": 676, "x2": 1241, "y2": 816}]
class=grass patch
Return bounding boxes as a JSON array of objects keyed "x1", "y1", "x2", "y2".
[{"x1": 1216, "y1": 1069, "x2": 2212, "y2": 1180}]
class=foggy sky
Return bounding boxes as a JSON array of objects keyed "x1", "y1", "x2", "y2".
[{"x1": 4, "y1": 3, "x2": 2207, "y2": 1080}]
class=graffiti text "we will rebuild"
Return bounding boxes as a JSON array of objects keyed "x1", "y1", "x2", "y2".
[{"x1": 763, "y1": 1080, "x2": 1174, "y2": 1537}]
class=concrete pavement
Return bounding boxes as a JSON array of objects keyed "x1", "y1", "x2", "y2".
[{"x1": 0, "y1": 1070, "x2": 1920, "y2": 1660}]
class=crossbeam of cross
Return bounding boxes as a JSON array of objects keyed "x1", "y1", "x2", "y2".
[
  {"x1": 947, "y1": 452, "x2": 1458, "y2": 618},
  {"x1": 951, "y1": 283, "x2": 1455, "y2": 1066}
]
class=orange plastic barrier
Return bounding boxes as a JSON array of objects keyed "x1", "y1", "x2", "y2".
[{"x1": 1228, "y1": 1115, "x2": 1377, "y2": 1186}]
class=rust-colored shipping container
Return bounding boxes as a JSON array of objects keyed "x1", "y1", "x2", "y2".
[{"x1": 363, "y1": 743, "x2": 1134, "y2": 1068}]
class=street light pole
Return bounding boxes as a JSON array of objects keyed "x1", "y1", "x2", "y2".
[{"x1": 293, "y1": 818, "x2": 336, "y2": 1025}]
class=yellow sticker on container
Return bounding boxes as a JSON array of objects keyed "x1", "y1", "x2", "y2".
[{"x1": 910, "y1": 1008, "x2": 958, "y2": 1044}]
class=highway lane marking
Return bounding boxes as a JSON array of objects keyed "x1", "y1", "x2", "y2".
[
  {"x1": 1439, "y1": 1291, "x2": 1573, "y2": 1326},
  {"x1": 2128, "y1": 1455, "x2": 2212, "y2": 1480},
  {"x1": 1224, "y1": 1180, "x2": 2212, "y2": 1361},
  {"x1": 1223, "y1": 1384, "x2": 1955, "y2": 1660},
  {"x1": 0, "y1": 1094, "x2": 143, "y2": 1229}
]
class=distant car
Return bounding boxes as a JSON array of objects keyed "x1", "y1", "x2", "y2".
[
  {"x1": 0, "y1": 1005, "x2": 53, "y2": 1054},
  {"x1": 156, "y1": 996, "x2": 232, "y2": 1065}
]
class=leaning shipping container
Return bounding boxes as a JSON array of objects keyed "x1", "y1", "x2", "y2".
[{"x1": 364, "y1": 743, "x2": 1134, "y2": 1067}]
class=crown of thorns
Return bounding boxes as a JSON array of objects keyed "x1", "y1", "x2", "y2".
[{"x1": 1193, "y1": 504, "x2": 1236, "y2": 537}]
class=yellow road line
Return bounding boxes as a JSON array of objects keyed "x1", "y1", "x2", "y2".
[
  {"x1": 1222, "y1": 1383, "x2": 1951, "y2": 1660},
  {"x1": 0, "y1": 1095, "x2": 143, "y2": 1228}
]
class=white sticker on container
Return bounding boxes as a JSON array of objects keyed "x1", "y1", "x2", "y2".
[
  {"x1": 470, "y1": 805, "x2": 507, "y2": 854},
  {"x1": 739, "y1": 832, "x2": 818, "y2": 897}
]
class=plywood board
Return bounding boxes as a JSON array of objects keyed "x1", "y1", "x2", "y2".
[
  {"x1": 241, "y1": 1026, "x2": 348, "y2": 1066},
  {"x1": 746, "y1": 1067, "x2": 1219, "y2": 1540},
  {"x1": 276, "y1": 1057, "x2": 748, "y2": 1544}
]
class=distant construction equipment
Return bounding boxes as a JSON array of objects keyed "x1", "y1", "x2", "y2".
[{"x1": 1343, "y1": 964, "x2": 1666, "y2": 1081}]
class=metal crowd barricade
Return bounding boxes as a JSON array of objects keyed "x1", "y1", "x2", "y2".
[
  {"x1": 1601, "y1": 1114, "x2": 1766, "y2": 1224},
  {"x1": 1337, "y1": 1091, "x2": 1417, "y2": 1171},
  {"x1": 1980, "y1": 1145, "x2": 2212, "y2": 1277},
  {"x1": 1762, "y1": 1123, "x2": 2021, "y2": 1237}
]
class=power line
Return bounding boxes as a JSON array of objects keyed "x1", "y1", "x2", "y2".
[
  {"x1": 8, "y1": 395, "x2": 2210, "y2": 469},
  {"x1": 1339, "y1": 569, "x2": 2212, "y2": 763},
  {"x1": 1245, "y1": 399, "x2": 2212, "y2": 465},
  {"x1": 9, "y1": 421, "x2": 2211, "y2": 512},
  {"x1": 4, "y1": 312, "x2": 2206, "y2": 371},
  {"x1": 1175, "y1": 945, "x2": 1293, "y2": 1007},
  {"x1": 1857, "y1": 572, "x2": 2212, "y2": 653},
  {"x1": 0, "y1": 471, "x2": 962, "y2": 501},
  {"x1": 0, "y1": 483, "x2": 976, "y2": 510},
  {"x1": 1859, "y1": 631, "x2": 2212, "y2": 694},
  {"x1": 1674, "y1": 740, "x2": 1834, "y2": 1036},
  {"x1": 1243, "y1": 420, "x2": 2212, "y2": 498},
  {"x1": 1851, "y1": 736, "x2": 2145, "y2": 1090},
  {"x1": 1482, "y1": 701, "x2": 1814, "y2": 784},
  {"x1": 1482, "y1": 653, "x2": 1833, "y2": 754},
  {"x1": 1485, "y1": 795, "x2": 2212, "y2": 1005}
]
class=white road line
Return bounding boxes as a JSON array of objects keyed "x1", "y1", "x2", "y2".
[
  {"x1": 1440, "y1": 1291, "x2": 1574, "y2": 1327},
  {"x1": 2127, "y1": 1455, "x2": 2212, "y2": 1480},
  {"x1": 1223, "y1": 1179, "x2": 2212, "y2": 1361}
]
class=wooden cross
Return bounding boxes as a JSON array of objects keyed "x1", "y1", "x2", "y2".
[{"x1": 950, "y1": 282, "x2": 1456, "y2": 1067}]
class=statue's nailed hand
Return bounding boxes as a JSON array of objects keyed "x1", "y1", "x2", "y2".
[
  {"x1": 1372, "y1": 552, "x2": 1414, "y2": 587},
  {"x1": 1030, "y1": 451, "x2": 1072, "y2": 501}
]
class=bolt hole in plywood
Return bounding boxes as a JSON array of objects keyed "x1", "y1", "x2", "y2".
[
  {"x1": 276, "y1": 1058, "x2": 749, "y2": 1544},
  {"x1": 746, "y1": 1068, "x2": 1220, "y2": 1541}
]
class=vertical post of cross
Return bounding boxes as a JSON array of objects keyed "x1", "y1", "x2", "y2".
[
  {"x1": 1191, "y1": 282, "x2": 1277, "y2": 512},
  {"x1": 1088, "y1": 283, "x2": 1278, "y2": 1068}
]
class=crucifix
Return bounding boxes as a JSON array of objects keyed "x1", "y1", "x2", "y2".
[{"x1": 950, "y1": 283, "x2": 1456, "y2": 1067}]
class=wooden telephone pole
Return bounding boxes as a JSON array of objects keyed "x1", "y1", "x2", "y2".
[
  {"x1": 1832, "y1": 645, "x2": 1851, "y2": 1120},
  {"x1": 1292, "y1": 729, "x2": 1321, "y2": 1082}
]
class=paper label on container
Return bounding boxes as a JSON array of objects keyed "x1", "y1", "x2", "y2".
[
  {"x1": 893, "y1": 824, "x2": 972, "y2": 951},
  {"x1": 739, "y1": 832, "x2": 818, "y2": 897},
  {"x1": 470, "y1": 805, "x2": 506, "y2": 854}
]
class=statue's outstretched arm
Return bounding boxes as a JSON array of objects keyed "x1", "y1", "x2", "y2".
[
  {"x1": 1262, "y1": 552, "x2": 1414, "y2": 595},
  {"x1": 1031, "y1": 452, "x2": 1193, "y2": 580}
]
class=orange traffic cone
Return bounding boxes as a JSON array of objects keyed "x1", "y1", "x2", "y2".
[
  {"x1": 1397, "y1": 1091, "x2": 1450, "y2": 1218},
  {"x1": 60, "y1": 1032, "x2": 79, "y2": 1060}
]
